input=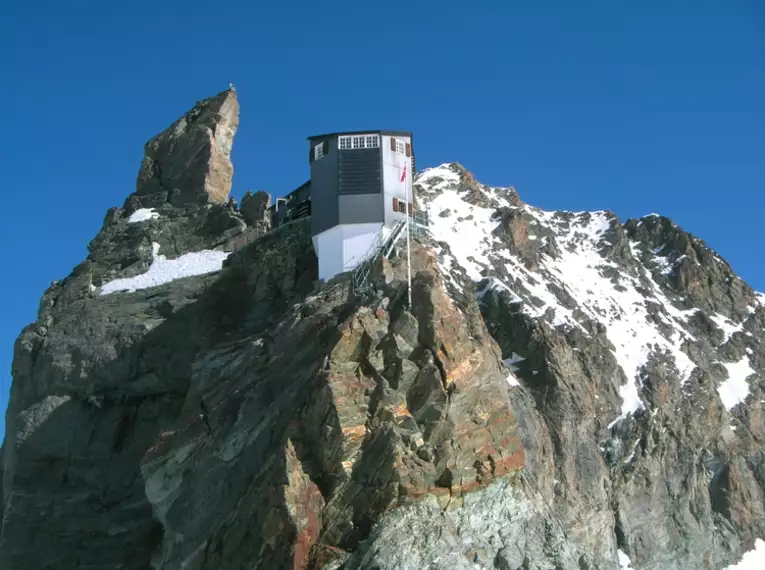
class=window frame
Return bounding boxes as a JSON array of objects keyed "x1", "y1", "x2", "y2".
[
  {"x1": 338, "y1": 134, "x2": 380, "y2": 150},
  {"x1": 392, "y1": 197, "x2": 414, "y2": 216}
]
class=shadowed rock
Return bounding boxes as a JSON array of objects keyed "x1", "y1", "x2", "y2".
[{"x1": 240, "y1": 190, "x2": 272, "y2": 232}]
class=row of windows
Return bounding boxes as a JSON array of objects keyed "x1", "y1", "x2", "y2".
[
  {"x1": 339, "y1": 134, "x2": 380, "y2": 150},
  {"x1": 312, "y1": 135, "x2": 412, "y2": 162}
]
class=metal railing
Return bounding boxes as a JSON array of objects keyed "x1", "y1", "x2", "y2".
[
  {"x1": 411, "y1": 209, "x2": 430, "y2": 239},
  {"x1": 351, "y1": 220, "x2": 407, "y2": 295},
  {"x1": 381, "y1": 219, "x2": 408, "y2": 259}
]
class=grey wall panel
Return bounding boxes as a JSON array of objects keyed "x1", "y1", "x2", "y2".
[
  {"x1": 338, "y1": 193, "x2": 384, "y2": 226},
  {"x1": 338, "y1": 148, "x2": 382, "y2": 195},
  {"x1": 310, "y1": 137, "x2": 339, "y2": 235}
]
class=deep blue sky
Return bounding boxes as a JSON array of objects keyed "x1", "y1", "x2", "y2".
[{"x1": 2, "y1": 1, "x2": 764, "y2": 435}]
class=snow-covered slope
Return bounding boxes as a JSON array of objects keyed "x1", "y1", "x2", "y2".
[
  {"x1": 416, "y1": 163, "x2": 762, "y2": 427},
  {"x1": 100, "y1": 242, "x2": 230, "y2": 295}
]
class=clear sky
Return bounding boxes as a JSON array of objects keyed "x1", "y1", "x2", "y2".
[{"x1": 1, "y1": 0, "x2": 764, "y2": 436}]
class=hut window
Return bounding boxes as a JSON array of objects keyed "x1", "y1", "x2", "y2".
[{"x1": 339, "y1": 134, "x2": 379, "y2": 150}]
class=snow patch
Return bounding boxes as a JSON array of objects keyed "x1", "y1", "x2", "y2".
[
  {"x1": 717, "y1": 356, "x2": 756, "y2": 410},
  {"x1": 128, "y1": 208, "x2": 160, "y2": 223},
  {"x1": 100, "y1": 242, "x2": 230, "y2": 295},
  {"x1": 653, "y1": 254, "x2": 673, "y2": 275},
  {"x1": 17, "y1": 395, "x2": 71, "y2": 445},
  {"x1": 617, "y1": 549, "x2": 634, "y2": 570},
  {"x1": 711, "y1": 314, "x2": 744, "y2": 344},
  {"x1": 426, "y1": 187, "x2": 501, "y2": 280},
  {"x1": 415, "y1": 164, "x2": 461, "y2": 190},
  {"x1": 624, "y1": 438, "x2": 641, "y2": 464},
  {"x1": 723, "y1": 539, "x2": 765, "y2": 569},
  {"x1": 504, "y1": 352, "x2": 524, "y2": 387},
  {"x1": 477, "y1": 278, "x2": 521, "y2": 303},
  {"x1": 433, "y1": 247, "x2": 464, "y2": 293},
  {"x1": 502, "y1": 258, "x2": 574, "y2": 327}
]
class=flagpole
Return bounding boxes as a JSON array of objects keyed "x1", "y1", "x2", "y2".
[{"x1": 405, "y1": 159, "x2": 412, "y2": 309}]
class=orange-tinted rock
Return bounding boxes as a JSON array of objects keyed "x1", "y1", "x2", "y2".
[{"x1": 284, "y1": 440, "x2": 324, "y2": 570}]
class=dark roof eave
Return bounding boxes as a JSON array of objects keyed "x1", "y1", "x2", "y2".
[
  {"x1": 285, "y1": 179, "x2": 311, "y2": 198},
  {"x1": 307, "y1": 130, "x2": 412, "y2": 141}
]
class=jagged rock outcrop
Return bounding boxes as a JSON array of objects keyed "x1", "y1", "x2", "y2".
[
  {"x1": 134, "y1": 88, "x2": 239, "y2": 206},
  {"x1": 3, "y1": 92, "x2": 764, "y2": 570},
  {"x1": 33, "y1": 88, "x2": 257, "y2": 316},
  {"x1": 624, "y1": 214, "x2": 754, "y2": 319},
  {"x1": 240, "y1": 190, "x2": 272, "y2": 232}
]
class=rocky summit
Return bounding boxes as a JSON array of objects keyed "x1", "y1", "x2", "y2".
[
  {"x1": 2, "y1": 92, "x2": 764, "y2": 570},
  {"x1": 135, "y1": 88, "x2": 239, "y2": 206}
]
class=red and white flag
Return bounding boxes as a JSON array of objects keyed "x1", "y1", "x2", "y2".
[{"x1": 400, "y1": 162, "x2": 407, "y2": 183}]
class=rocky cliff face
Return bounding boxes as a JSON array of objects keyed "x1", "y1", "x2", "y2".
[
  {"x1": 418, "y1": 164, "x2": 765, "y2": 570},
  {"x1": 2, "y1": 93, "x2": 764, "y2": 570}
]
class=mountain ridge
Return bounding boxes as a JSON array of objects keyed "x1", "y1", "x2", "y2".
[{"x1": 2, "y1": 91, "x2": 764, "y2": 570}]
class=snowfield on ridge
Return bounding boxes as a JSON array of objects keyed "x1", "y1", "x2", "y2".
[{"x1": 415, "y1": 163, "x2": 762, "y2": 426}]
